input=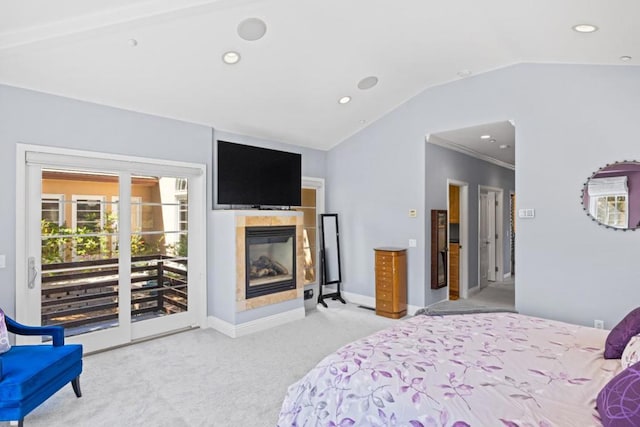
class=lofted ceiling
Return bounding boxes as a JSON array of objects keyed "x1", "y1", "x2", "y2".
[{"x1": 0, "y1": 0, "x2": 637, "y2": 150}]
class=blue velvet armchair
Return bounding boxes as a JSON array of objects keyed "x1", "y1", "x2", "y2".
[{"x1": 0, "y1": 314, "x2": 83, "y2": 426}]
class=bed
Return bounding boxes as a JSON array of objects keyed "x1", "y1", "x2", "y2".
[{"x1": 277, "y1": 312, "x2": 622, "y2": 427}]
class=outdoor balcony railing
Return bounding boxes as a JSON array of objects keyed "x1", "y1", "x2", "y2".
[{"x1": 41, "y1": 254, "x2": 188, "y2": 333}]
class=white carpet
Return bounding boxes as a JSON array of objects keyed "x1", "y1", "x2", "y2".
[{"x1": 3, "y1": 302, "x2": 397, "y2": 427}]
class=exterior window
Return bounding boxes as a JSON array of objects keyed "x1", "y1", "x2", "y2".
[
  {"x1": 175, "y1": 178, "x2": 188, "y2": 192},
  {"x1": 179, "y1": 198, "x2": 188, "y2": 231},
  {"x1": 588, "y1": 176, "x2": 629, "y2": 229},
  {"x1": 42, "y1": 194, "x2": 64, "y2": 225},
  {"x1": 73, "y1": 196, "x2": 105, "y2": 232},
  {"x1": 591, "y1": 195, "x2": 628, "y2": 228},
  {"x1": 72, "y1": 196, "x2": 106, "y2": 260}
]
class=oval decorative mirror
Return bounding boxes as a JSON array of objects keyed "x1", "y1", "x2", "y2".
[{"x1": 582, "y1": 161, "x2": 640, "y2": 230}]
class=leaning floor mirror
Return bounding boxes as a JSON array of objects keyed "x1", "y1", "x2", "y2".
[{"x1": 318, "y1": 213, "x2": 345, "y2": 307}]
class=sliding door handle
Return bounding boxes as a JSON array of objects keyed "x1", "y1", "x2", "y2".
[{"x1": 27, "y1": 256, "x2": 38, "y2": 289}]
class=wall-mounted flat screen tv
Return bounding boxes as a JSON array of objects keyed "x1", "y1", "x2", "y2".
[{"x1": 217, "y1": 140, "x2": 302, "y2": 207}]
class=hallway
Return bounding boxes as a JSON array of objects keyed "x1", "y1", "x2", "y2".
[{"x1": 467, "y1": 276, "x2": 515, "y2": 311}]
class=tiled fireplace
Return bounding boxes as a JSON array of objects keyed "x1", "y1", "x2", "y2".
[
  {"x1": 245, "y1": 225, "x2": 296, "y2": 299},
  {"x1": 211, "y1": 210, "x2": 305, "y2": 337},
  {"x1": 234, "y1": 213, "x2": 304, "y2": 312}
]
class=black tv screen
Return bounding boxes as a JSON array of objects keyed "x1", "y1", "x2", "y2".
[{"x1": 217, "y1": 141, "x2": 302, "y2": 207}]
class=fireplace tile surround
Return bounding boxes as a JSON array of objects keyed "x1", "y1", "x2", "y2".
[
  {"x1": 236, "y1": 214, "x2": 304, "y2": 311},
  {"x1": 210, "y1": 210, "x2": 305, "y2": 337}
]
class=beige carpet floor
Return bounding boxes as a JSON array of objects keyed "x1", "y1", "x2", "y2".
[{"x1": 2, "y1": 302, "x2": 397, "y2": 427}]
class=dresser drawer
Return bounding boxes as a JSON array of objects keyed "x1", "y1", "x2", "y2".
[
  {"x1": 376, "y1": 299, "x2": 393, "y2": 313},
  {"x1": 375, "y1": 269, "x2": 393, "y2": 280},
  {"x1": 376, "y1": 279, "x2": 393, "y2": 291},
  {"x1": 376, "y1": 289, "x2": 393, "y2": 302}
]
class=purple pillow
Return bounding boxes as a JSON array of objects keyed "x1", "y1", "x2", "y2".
[
  {"x1": 605, "y1": 307, "x2": 640, "y2": 359},
  {"x1": 597, "y1": 361, "x2": 640, "y2": 427}
]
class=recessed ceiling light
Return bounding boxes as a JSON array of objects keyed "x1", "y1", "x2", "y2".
[
  {"x1": 128, "y1": 38, "x2": 138, "y2": 47},
  {"x1": 490, "y1": 138, "x2": 496, "y2": 143},
  {"x1": 222, "y1": 51, "x2": 241, "y2": 64},
  {"x1": 357, "y1": 76, "x2": 379, "y2": 90},
  {"x1": 457, "y1": 69, "x2": 472, "y2": 78},
  {"x1": 237, "y1": 18, "x2": 267, "y2": 41},
  {"x1": 480, "y1": 135, "x2": 491, "y2": 140},
  {"x1": 572, "y1": 24, "x2": 598, "y2": 33},
  {"x1": 338, "y1": 96, "x2": 351, "y2": 105},
  {"x1": 620, "y1": 55, "x2": 633, "y2": 62},
  {"x1": 499, "y1": 144, "x2": 511, "y2": 149}
]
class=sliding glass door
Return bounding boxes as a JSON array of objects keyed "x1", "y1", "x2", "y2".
[{"x1": 17, "y1": 147, "x2": 205, "y2": 353}]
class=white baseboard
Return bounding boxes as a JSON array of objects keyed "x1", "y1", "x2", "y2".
[
  {"x1": 342, "y1": 291, "x2": 421, "y2": 317},
  {"x1": 208, "y1": 307, "x2": 305, "y2": 338}
]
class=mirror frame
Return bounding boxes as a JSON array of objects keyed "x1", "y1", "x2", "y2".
[
  {"x1": 320, "y1": 213, "x2": 342, "y2": 285},
  {"x1": 581, "y1": 160, "x2": 640, "y2": 231},
  {"x1": 430, "y1": 209, "x2": 448, "y2": 289}
]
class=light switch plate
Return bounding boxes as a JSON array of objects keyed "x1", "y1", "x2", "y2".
[
  {"x1": 518, "y1": 208, "x2": 535, "y2": 218},
  {"x1": 408, "y1": 209, "x2": 417, "y2": 218},
  {"x1": 408, "y1": 239, "x2": 417, "y2": 247}
]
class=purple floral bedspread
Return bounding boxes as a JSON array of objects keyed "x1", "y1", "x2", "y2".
[{"x1": 277, "y1": 313, "x2": 621, "y2": 427}]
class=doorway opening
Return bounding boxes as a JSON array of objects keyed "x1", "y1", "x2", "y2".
[{"x1": 427, "y1": 120, "x2": 515, "y2": 311}]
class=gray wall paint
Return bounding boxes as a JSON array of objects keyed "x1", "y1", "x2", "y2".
[
  {"x1": 0, "y1": 86, "x2": 327, "y2": 326},
  {"x1": 327, "y1": 63, "x2": 640, "y2": 328},
  {"x1": 0, "y1": 84, "x2": 212, "y2": 318},
  {"x1": 425, "y1": 143, "x2": 515, "y2": 302}
]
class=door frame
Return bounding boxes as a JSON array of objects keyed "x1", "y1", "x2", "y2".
[
  {"x1": 446, "y1": 179, "x2": 469, "y2": 300},
  {"x1": 301, "y1": 176, "x2": 325, "y2": 289},
  {"x1": 15, "y1": 143, "x2": 207, "y2": 350},
  {"x1": 478, "y1": 185, "x2": 504, "y2": 287}
]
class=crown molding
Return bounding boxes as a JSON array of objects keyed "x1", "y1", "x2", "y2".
[{"x1": 427, "y1": 136, "x2": 515, "y2": 171}]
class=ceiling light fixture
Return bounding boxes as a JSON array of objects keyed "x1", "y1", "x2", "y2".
[
  {"x1": 128, "y1": 38, "x2": 138, "y2": 47},
  {"x1": 620, "y1": 55, "x2": 633, "y2": 62},
  {"x1": 338, "y1": 96, "x2": 351, "y2": 105},
  {"x1": 358, "y1": 76, "x2": 379, "y2": 90},
  {"x1": 490, "y1": 138, "x2": 497, "y2": 143},
  {"x1": 237, "y1": 18, "x2": 267, "y2": 41},
  {"x1": 572, "y1": 24, "x2": 598, "y2": 33},
  {"x1": 480, "y1": 135, "x2": 491, "y2": 140},
  {"x1": 222, "y1": 51, "x2": 241, "y2": 64},
  {"x1": 499, "y1": 144, "x2": 511, "y2": 149}
]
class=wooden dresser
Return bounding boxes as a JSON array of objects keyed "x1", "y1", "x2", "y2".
[{"x1": 374, "y1": 247, "x2": 407, "y2": 319}]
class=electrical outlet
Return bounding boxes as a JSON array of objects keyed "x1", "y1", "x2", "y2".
[
  {"x1": 408, "y1": 209, "x2": 417, "y2": 218},
  {"x1": 594, "y1": 319, "x2": 604, "y2": 329}
]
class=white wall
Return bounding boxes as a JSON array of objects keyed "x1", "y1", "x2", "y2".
[{"x1": 327, "y1": 63, "x2": 640, "y2": 328}]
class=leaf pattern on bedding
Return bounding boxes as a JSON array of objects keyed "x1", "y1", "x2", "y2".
[{"x1": 277, "y1": 313, "x2": 619, "y2": 427}]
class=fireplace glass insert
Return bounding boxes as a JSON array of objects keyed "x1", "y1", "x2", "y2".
[{"x1": 245, "y1": 226, "x2": 296, "y2": 298}]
